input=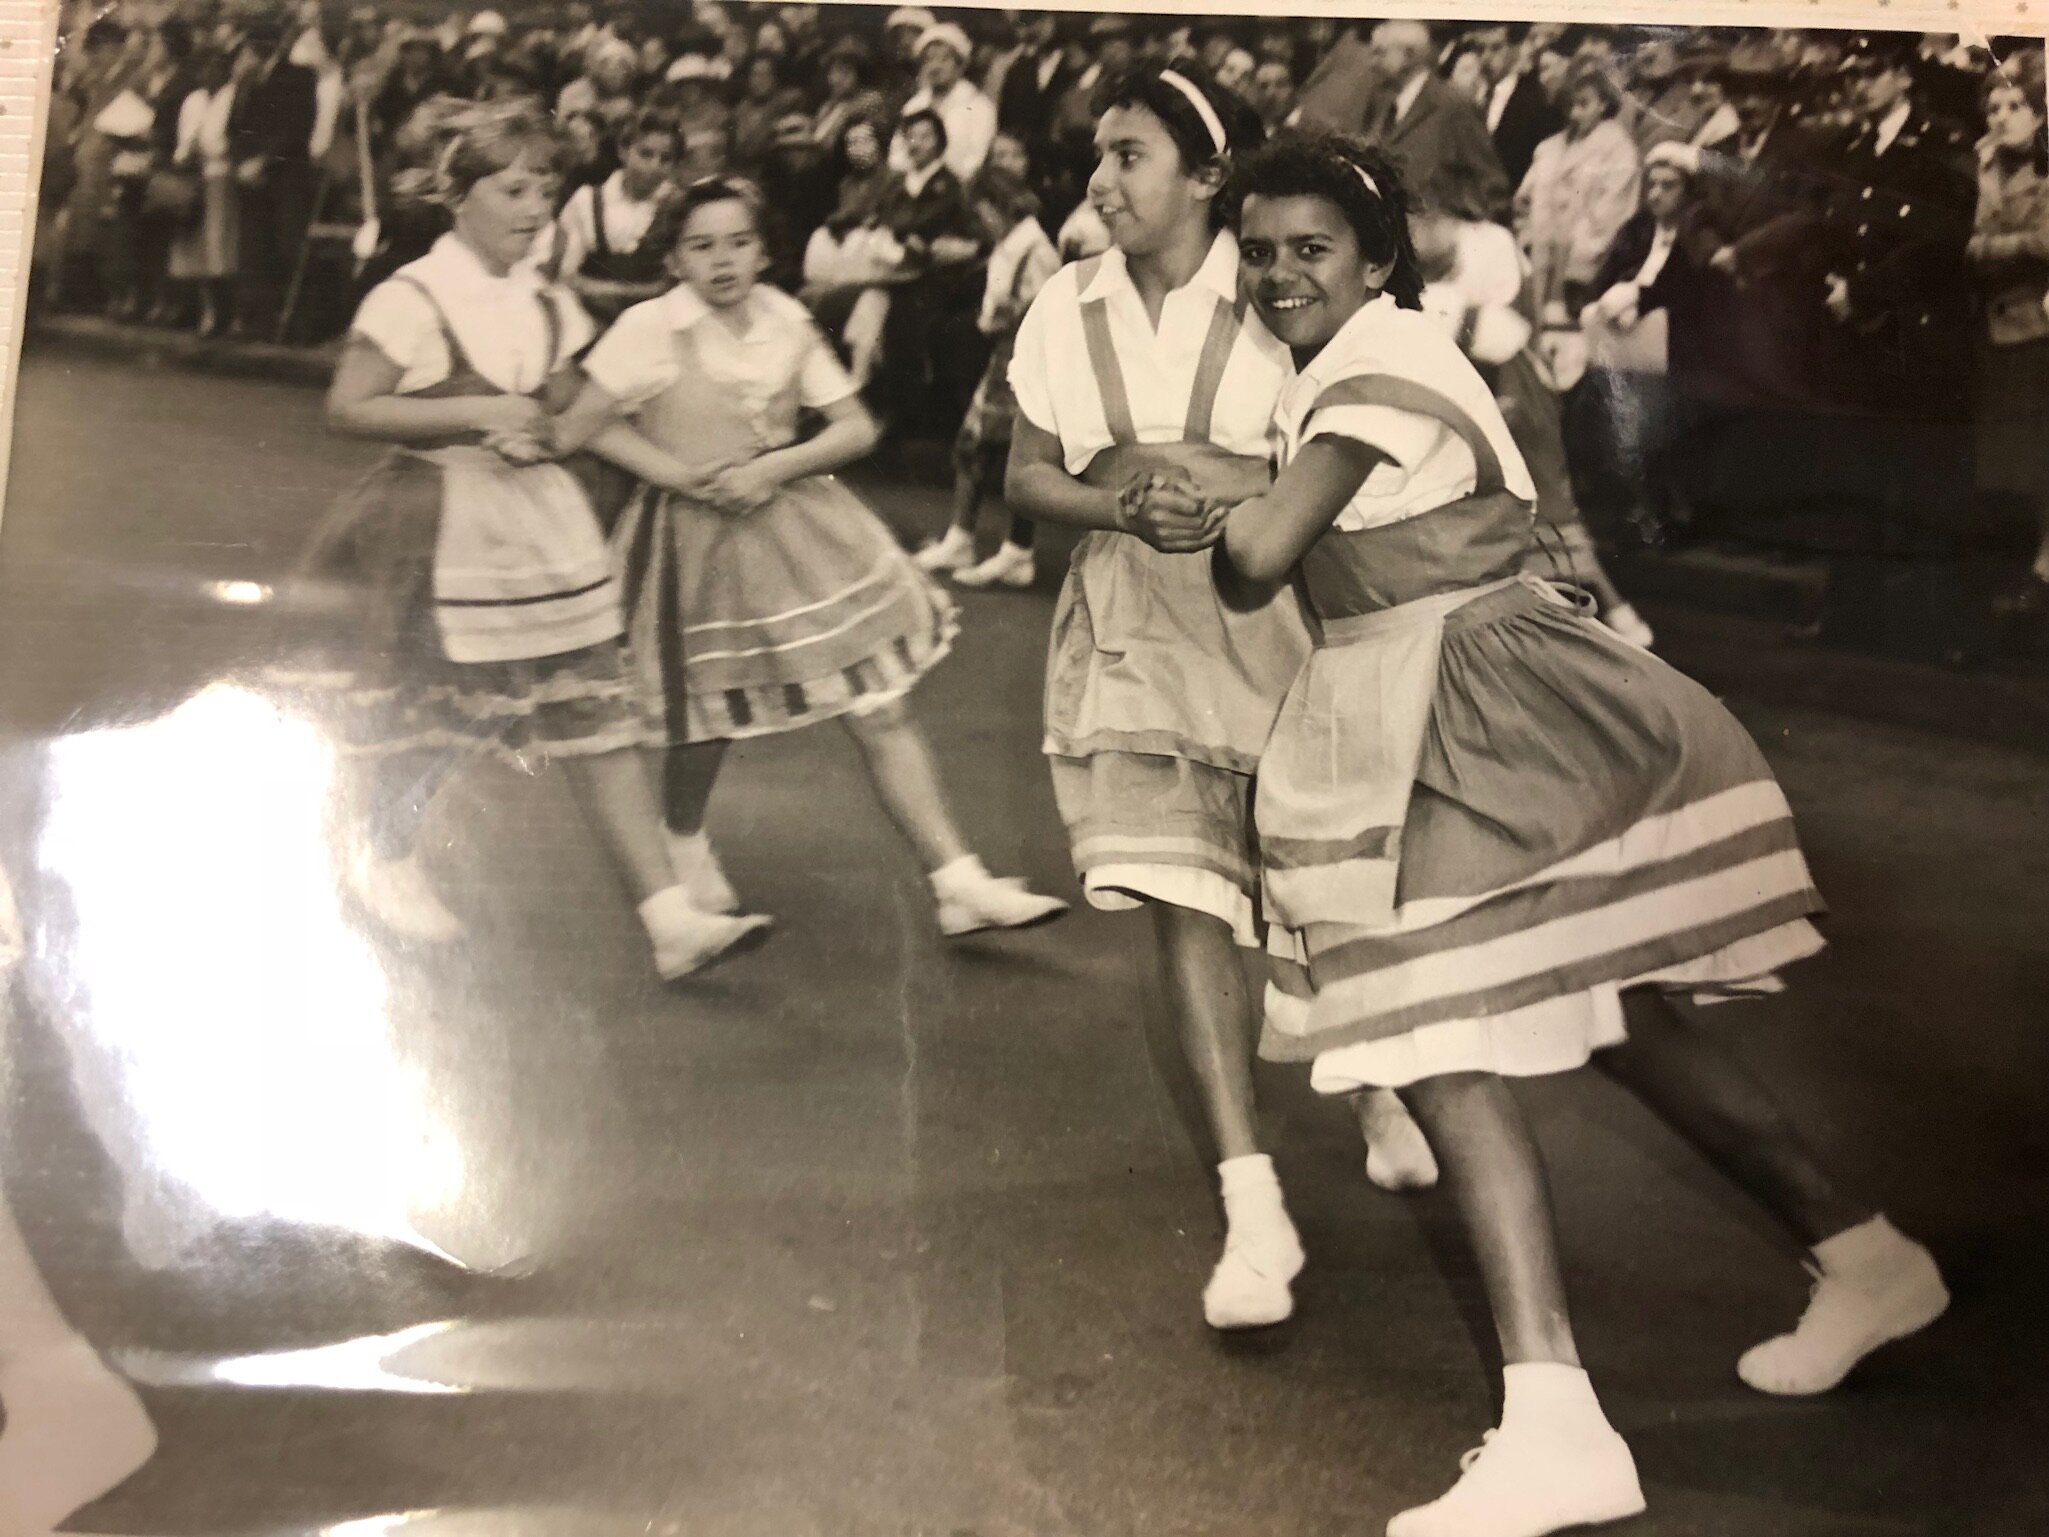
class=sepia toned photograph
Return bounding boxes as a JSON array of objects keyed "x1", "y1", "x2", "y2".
[{"x1": 0, "y1": 1, "x2": 2045, "y2": 1533}]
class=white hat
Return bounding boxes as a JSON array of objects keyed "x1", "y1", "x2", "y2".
[
  {"x1": 667, "y1": 52, "x2": 717, "y2": 82},
  {"x1": 1643, "y1": 140, "x2": 1702, "y2": 177},
  {"x1": 92, "y1": 87, "x2": 155, "y2": 140},
  {"x1": 916, "y1": 22, "x2": 971, "y2": 61},
  {"x1": 467, "y1": 10, "x2": 508, "y2": 36},
  {"x1": 886, "y1": 8, "x2": 938, "y2": 34}
]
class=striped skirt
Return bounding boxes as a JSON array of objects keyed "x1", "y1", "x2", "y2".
[
  {"x1": 613, "y1": 473, "x2": 957, "y2": 745},
  {"x1": 1258, "y1": 582, "x2": 1826, "y2": 1082}
]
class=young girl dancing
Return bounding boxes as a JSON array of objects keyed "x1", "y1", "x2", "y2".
[
  {"x1": 1217, "y1": 134, "x2": 1947, "y2": 1537},
  {"x1": 542, "y1": 177, "x2": 1068, "y2": 938},
  {"x1": 282, "y1": 101, "x2": 769, "y2": 980},
  {"x1": 1004, "y1": 66, "x2": 1433, "y2": 1334}
]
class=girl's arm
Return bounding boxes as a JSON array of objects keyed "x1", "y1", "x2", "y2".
[
  {"x1": 546, "y1": 371, "x2": 704, "y2": 493},
  {"x1": 326, "y1": 336, "x2": 541, "y2": 442},
  {"x1": 1003, "y1": 416, "x2": 1123, "y2": 531},
  {"x1": 745, "y1": 391, "x2": 880, "y2": 486},
  {"x1": 1217, "y1": 437, "x2": 1381, "y2": 601}
]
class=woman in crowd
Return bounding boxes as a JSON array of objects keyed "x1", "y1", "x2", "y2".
[
  {"x1": 1517, "y1": 65, "x2": 1643, "y2": 324},
  {"x1": 166, "y1": 46, "x2": 241, "y2": 338},
  {"x1": 1967, "y1": 51, "x2": 2049, "y2": 646}
]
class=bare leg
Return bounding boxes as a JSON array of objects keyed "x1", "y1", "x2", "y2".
[
  {"x1": 1405, "y1": 1071, "x2": 1579, "y2": 1366},
  {"x1": 840, "y1": 699, "x2": 969, "y2": 874},
  {"x1": 946, "y1": 453, "x2": 988, "y2": 538},
  {"x1": 558, "y1": 748, "x2": 677, "y2": 903},
  {"x1": 1599, "y1": 989, "x2": 1871, "y2": 1248},
  {"x1": 1154, "y1": 905, "x2": 1261, "y2": 1161}
]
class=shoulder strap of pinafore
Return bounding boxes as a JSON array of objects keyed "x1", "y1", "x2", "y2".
[
  {"x1": 389, "y1": 272, "x2": 563, "y2": 394},
  {"x1": 591, "y1": 179, "x2": 614, "y2": 260},
  {"x1": 1074, "y1": 253, "x2": 1247, "y2": 449},
  {"x1": 1305, "y1": 374, "x2": 1515, "y2": 498}
]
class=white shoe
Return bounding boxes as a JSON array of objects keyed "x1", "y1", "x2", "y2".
[
  {"x1": 1602, "y1": 602, "x2": 1655, "y2": 650},
  {"x1": 0, "y1": 1340, "x2": 158, "y2": 1532},
  {"x1": 1388, "y1": 1418, "x2": 1645, "y2": 1537},
  {"x1": 1359, "y1": 1087, "x2": 1440, "y2": 1192},
  {"x1": 952, "y1": 541, "x2": 1036, "y2": 589},
  {"x1": 665, "y1": 829, "x2": 741, "y2": 914},
  {"x1": 1202, "y1": 1225, "x2": 1304, "y2": 1330},
  {"x1": 346, "y1": 846, "x2": 464, "y2": 942},
  {"x1": 639, "y1": 887, "x2": 773, "y2": 981},
  {"x1": 1738, "y1": 1225, "x2": 1948, "y2": 1396},
  {"x1": 931, "y1": 857, "x2": 1067, "y2": 937},
  {"x1": 913, "y1": 527, "x2": 977, "y2": 574}
]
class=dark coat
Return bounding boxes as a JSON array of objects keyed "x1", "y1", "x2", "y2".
[
  {"x1": 227, "y1": 58, "x2": 318, "y2": 168},
  {"x1": 1373, "y1": 71, "x2": 1511, "y2": 223},
  {"x1": 1591, "y1": 207, "x2": 1723, "y2": 382},
  {"x1": 991, "y1": 47, "x2": 1073, "y2": 145},
  {"x1": 1488, "y1": 72, "x2": 1563, "y2": 193}
]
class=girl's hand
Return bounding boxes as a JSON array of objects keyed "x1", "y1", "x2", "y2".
[
  {"x1": 1118, "y1": 470, "x2": 1222, "y2": 553},
  {"x1": 483, "y1": 427, "x2": 553, "y2": 465},
  {"x1": 710, "y1": 461, "x2": 781, "y2": 516},
  {"x1": 469, "y1": 396, "x2": 547, "y2": 436}
]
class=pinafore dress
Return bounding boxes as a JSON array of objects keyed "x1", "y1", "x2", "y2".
[
  {"x1": 609, "y1": 321, "x2": 957, "y2": 745},
  {"x1": 275, "y1": 276, "x2": 642, "y2": 765},
  {"x1": 1251, "y1": 306, "x2": 1827, "y2": 1086},
  {"x1": 1043, "y1": 257, "x2": 1313, "y2": 946},
  {"x1": 577, "y1": 179, "x2": 672, "y2": 322}
]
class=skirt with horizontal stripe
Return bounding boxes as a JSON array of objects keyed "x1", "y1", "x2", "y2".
[
  {"x1": 613, "y1": 473, "x2": 957, "y2": 744},
  {"x1": 1259, "y1": 585, "x2": 1826, "y2": 1072}
]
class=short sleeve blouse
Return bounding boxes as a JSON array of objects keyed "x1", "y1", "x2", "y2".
[{"x1": 582, "y1": 283, "x2": 857, "y2": 418}]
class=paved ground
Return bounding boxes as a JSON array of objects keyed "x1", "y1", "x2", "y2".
[{"x1": 0, "y1": 350, "x2": 2045, "y2": 1537}]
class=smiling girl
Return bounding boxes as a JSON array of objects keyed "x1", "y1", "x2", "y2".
[
  {"x1": 1221, "y1": 133, "x2": 1946, "y2": 1537},
  {"x1": 284, "y1": 102, "x2": 768, "y2": 981}
]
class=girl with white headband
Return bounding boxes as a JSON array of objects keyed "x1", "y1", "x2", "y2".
[
  {"x1": 1221, "y1": 131, "x2": 1945, "y2": 1537},
  {"x1": 1005, "y1": 66, "x2": 1436, "y2": 1335}
]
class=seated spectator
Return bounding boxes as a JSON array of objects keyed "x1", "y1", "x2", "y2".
[
  {"x1": 658, "y1": 53, "x2": 733, "y2": 182},
  {"x1": 557, "y1": 35, "x2": 638, "y2": 133},
  {"x1": 890, "y1": 22, "x2": 996, "y2": 183},
  {"x1": 1365, "y1": 19, "x2": 1510, "y2": 220},
  {"x1": 1518, "y1": 65, "x2": 1643, "y2": 322},
  {"x1": 1248, "y1": 58, "x2": 1297, "y2": 136}
]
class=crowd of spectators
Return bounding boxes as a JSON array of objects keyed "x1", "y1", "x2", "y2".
[{"x1": 28, "y1": 3, "x2": 2049, "y2": 661}]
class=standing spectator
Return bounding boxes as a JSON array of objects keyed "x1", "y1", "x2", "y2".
[
  {"x1": 1475, "y1": 22, "x2": 1564, "y2": 189},
  {"x1": 1518, "y1": 66, "x2": 1643, "y2": 321},
  {"x1": 1287, "y1": 19, "x2": 1380, "y2": 134},
  {"x1": 891, "y1": 23, "x2": 996, "y2": 184},
  {"x1": 880, "y1": 7, "x2": 938, "y2": 107},
  {"x1": 374, "y1": 30, "x2": 450, "y2": 151},
  {"x1": 1248, "y1": 58, "x2": 1297, "y2": 136},
  {"x1": 987, "y1": 10, "x2": 1070, "y2": 148},
  {"x1": 167, "y1": 46, "x2": 241, "y2": 338},
  {"x1": 227, "y1": 21, "x2": 319, "y2": 342},
  {"x1": 812, "y1": 36, "x2": 887, "y2": 161},
  {"x1": 730, "y1": 52, "x2": 805, "y2": 178},
  {"x1": 1365, "y1": 19, "x2": 1510, "y2": 220},
  {"x1": 1968, "y1": 52, "x2": 2049, "y2": 639}
]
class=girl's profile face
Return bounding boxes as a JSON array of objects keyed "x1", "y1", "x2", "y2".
[
  {"x1": 620, "y1": 130, "x2": 678, "y2": 195},
  {"x1": 1987, "y1": 82, "x2": 2044, "y2": 151},
  {"x1": 1089, "y1": 102, "x2": 1209, "y2": 259},
  {"x1": 671, "y1": 196, "x2": 767, "y2": 310},
  {"x1": 1237, "y1": 191, "x2": 1382, "y2": 358},
  {"x1": 455, "y1": 149, "x2": 560, "y2": 272}
]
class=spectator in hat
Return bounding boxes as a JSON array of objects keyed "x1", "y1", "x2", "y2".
[
  {"x1": 1365, "y1": 19, "x2": 1511, "y2": 221},
  {"x1": 556, "y1": 35, "x2": 638, "y2": 133},
  {"x1": 890, "y1": 22, "x2": 996, "y2": 183},
  {"x1": 1622, "y1": 35, "x2": 1700, "y2": 152},
  {"x1": 1518, "y1": 64, "x2": 1643, "y2": 321},
  {"x1": 1968, "y1": 50, "x2": 2049, "y2": 641},
  {"x1": 881, "y1": 7, "x2": 939, "y2": 103},
  {"x1": 1473, "y1": 22, "x2": 1565, "y2": 189},
  {"x1": 813, "y1": 36, "x2": 888, "y2": 158}
]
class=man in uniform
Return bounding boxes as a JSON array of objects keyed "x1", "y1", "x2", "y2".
[{"x1": 1808, "y1": 32, "x2": 1982, "y2": 657}]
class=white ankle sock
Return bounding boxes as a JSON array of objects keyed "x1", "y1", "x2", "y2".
[
  {"x1": 638, "y1": 885, "x2": 698, "y2": 928},
  {"x1": 1813, "y1": 1214, "x2": 1906, "y2": 1275},
  {"x1": 1501, "y1": 1361, "x2": 1603, "y2": 1431},
  {"x1": 929, "y1": 855, "x2": 986, "y2": 894}
]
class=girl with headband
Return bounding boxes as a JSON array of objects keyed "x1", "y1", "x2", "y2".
[
  {"x1": 1219, "y1": 131, "x2": 1945, "y2": 1537},
  {"x1": 276, "y1": 101, "x2": 772, "y2": 981},
  {"x1": 1005, "y1": 66, "x2": 1436, "y2": 1334}
]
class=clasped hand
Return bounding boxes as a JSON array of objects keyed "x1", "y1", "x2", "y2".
[{"x1": 1116, "y1": 468, "x2": 1226, "y2": 553}]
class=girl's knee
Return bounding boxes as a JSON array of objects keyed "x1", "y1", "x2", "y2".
[{"x1": 845, "y1": 697, "x2": 913, "y2": 738}]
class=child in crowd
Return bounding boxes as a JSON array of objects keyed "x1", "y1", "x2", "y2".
[{"x1": 550, "y1": 108, "x2": 683, "y2": 321}]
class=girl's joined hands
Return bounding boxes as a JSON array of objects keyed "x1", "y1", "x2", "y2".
[
  {"x1": 706, "y1": 460, "x2": 783, "y2": 516},
  {"x1": 1117, "y1": 469, "x2": 1227, "y2": 553}
]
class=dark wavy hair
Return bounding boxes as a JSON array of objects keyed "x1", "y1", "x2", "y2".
[
  {"x1": 653, "y1": 175, "x2": 768, "y2": 255},
  {"x1": 1095, "y1": 63, "x2": 1265, "y2": 229},
  {"x1": 1224, "y1": 132, "x2": 1426, "y2": 310}
]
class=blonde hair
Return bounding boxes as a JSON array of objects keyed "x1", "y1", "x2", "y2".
[{"x1": 392, "y1": 96, "x2": 565, "y2": 207}]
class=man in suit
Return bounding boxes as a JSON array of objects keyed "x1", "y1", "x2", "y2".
[
  {"x1": 1364, "y1": 19, "x2": 1510, "y2": 221},
  {"x1": 1285, "y1": 19, "x2": 1381, "y2": 136},
  {"x1": 984, "y1": 10, "x2": 1069, "y2": 146},
  {"x1": 227, "y1": 20, "x2": 319, "y2": 340},
  {"x1": 1472, "y1": 22, "x2": 1563, "y2": 190}
]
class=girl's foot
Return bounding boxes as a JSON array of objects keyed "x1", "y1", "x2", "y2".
[
  {"x1": 913, "y1": 527, "x2": 977, "y2": 574},
  {"x1": 1357, "y1": 1088, "x2": 1440, "y2": 1192},
  {"x1": 665, "y1": 829, "x2": 741, "y2": 914},
  {"x1": 1599, "y1": 602, "x2": 1655, "y2": 651},
  {"x1": 0, "y1": 1340, "x2": 158, "y2": 1532},
  {"x1": 1389, "y1": 1364, "x2": 1644, "y2": 1537},
  {"x1": 346, "y1": 846, "x2": 465, "y2": 942},
  {"x1": 1738, "y1": 1215, "x2": 1947, "y2": 1396},
  {"x1": 929, "y1": 856, "x2": 1067, "y2": 937},
  {"x1": 638, "y1": 887, "x2": 772, "y2": 981},
  {"x1": 1203, "y1": 1154, "x2": 1305, "y2": 1330},
  {"x1": 952, "y1": 541, "x2": 1036, "y2": 590}
]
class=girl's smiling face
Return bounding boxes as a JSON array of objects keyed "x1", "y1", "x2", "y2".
[
  {"x1": 1088, "y1": 103, "x2": 1213, "y2": 260},
  {"x1": 671, "y1": 196, "x2": 768, "y2": 310},
  {"x1": 453, "y1": 151, "x2": 560, "y2": 273},
  {"x1": 1238, "y1": 192, "x2": 1389, "y2": 359}
]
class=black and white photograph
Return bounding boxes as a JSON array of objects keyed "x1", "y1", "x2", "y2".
[{"x1": 0, "y1": 0, "x2": 2045, "y2": 1532}]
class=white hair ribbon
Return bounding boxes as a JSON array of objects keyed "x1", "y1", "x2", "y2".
[
  {"x1": 1351, "y1": 161, "x2": 1382, "y2": 199},
  {"x1": 1156, "y1": 68, "x2": 1227, "y2": 155}
]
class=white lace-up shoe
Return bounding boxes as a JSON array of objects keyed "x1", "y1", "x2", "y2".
[
  {"x1": 931, "y1": 857, "x2": 1067, "y2": 936},
  {"x1": 1739, "y1": 1221, "x2": 1948, "y2": 1395},
  {"x1": 913, "y1": 527, "x2": 977, "y2": 574},
  {"x1": 953, "y1": 541, "x2": 1037, "y2": 589}
]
